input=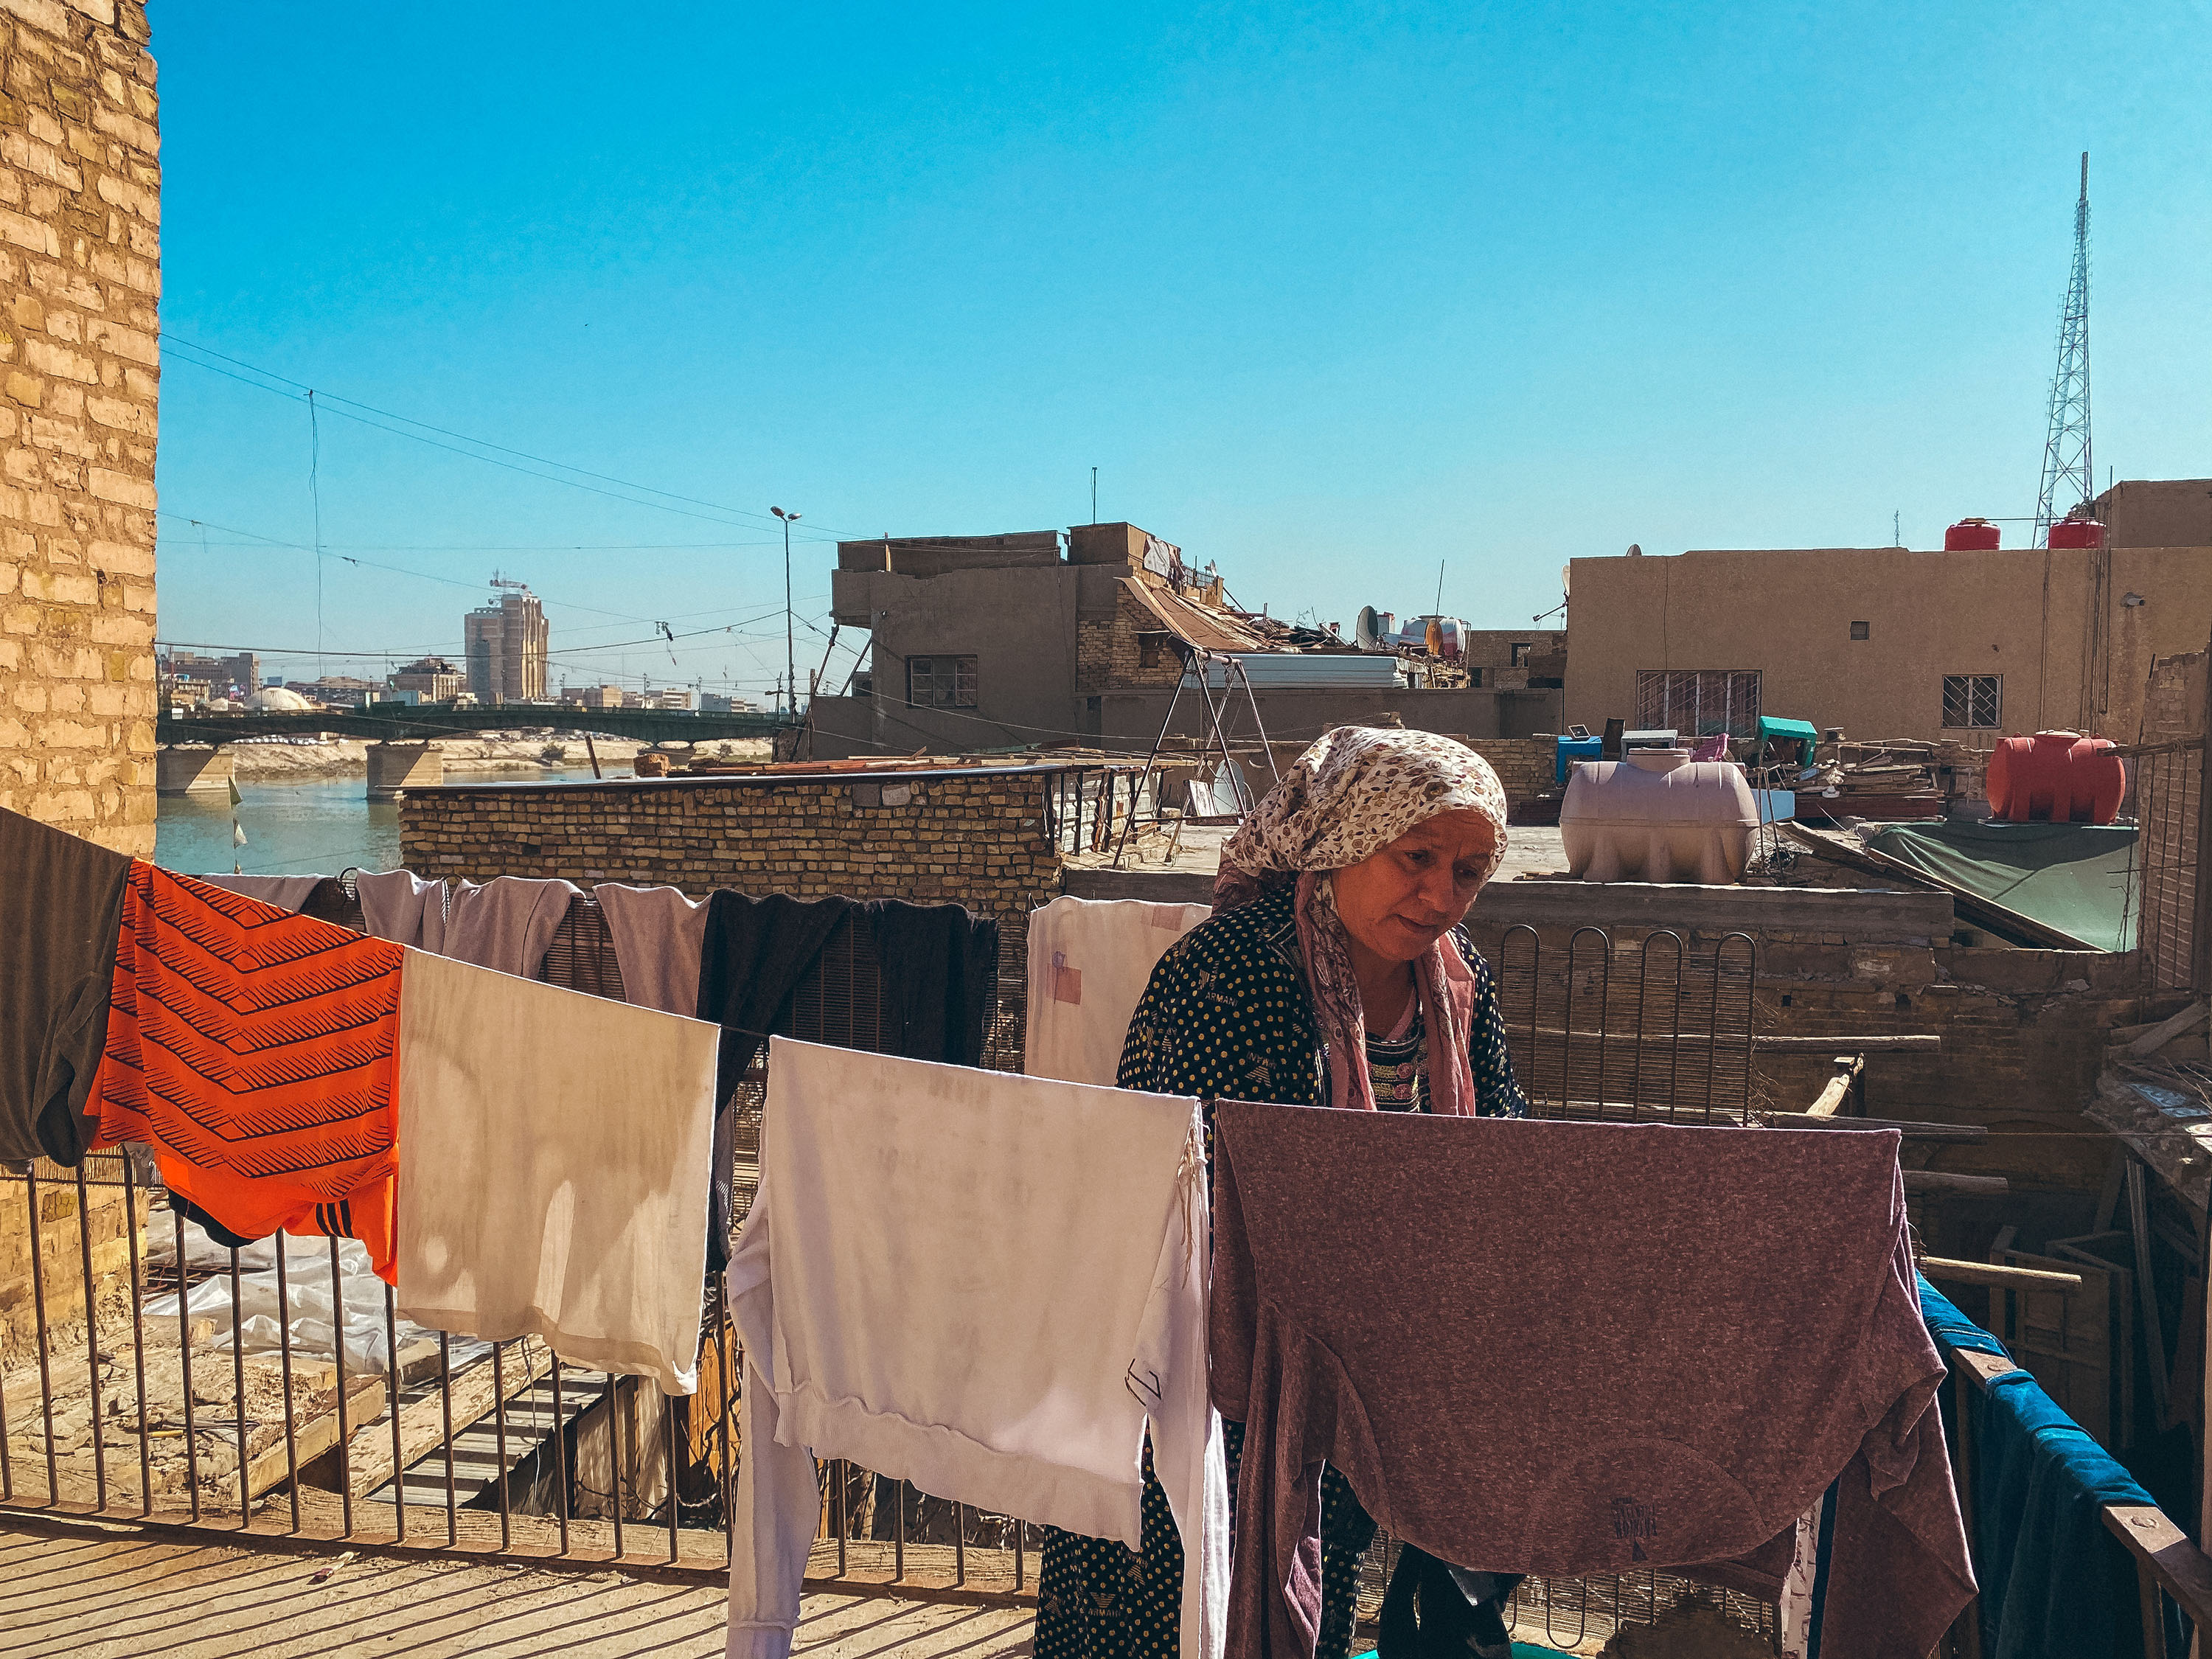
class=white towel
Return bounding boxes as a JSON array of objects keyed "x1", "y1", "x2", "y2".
[
  {"x1": 727, "y1": 1037, "x2": 1225, "y2": 1659},
  {"x1": 355, "y1": 869, "x2": 448, "y2": 952},
  {"x1": 1024, "y1": 894, "x2": 1211, "y2": 1086},
  {"x1": 193, "y1": 873, "x2": 327, "y2": 911},
  {"x1": 394, "y1": 949, "x2": 720, "y2": 1392},
  {"x1": 442, "y1": 876, "x2": 582, "y2": 979},
  {"x1": 594, "y1": 881, "x2": 710, "y2": 1016}
]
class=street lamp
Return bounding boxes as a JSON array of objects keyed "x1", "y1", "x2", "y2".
[{"x1": 772, "y1": 507, "x2": 801, "y2": 719}]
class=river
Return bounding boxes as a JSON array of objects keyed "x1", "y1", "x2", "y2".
[{"x1": 154, "y1": 772, "x2": 599, "y2": 879}]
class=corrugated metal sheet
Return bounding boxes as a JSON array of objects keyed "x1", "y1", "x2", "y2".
[
  {"x1": 1205, "y1": 653, "x2": 1406, "y2": 689},
  {"x1": 1119, "y1": 579, "x2": 1276, "y2": 653}
]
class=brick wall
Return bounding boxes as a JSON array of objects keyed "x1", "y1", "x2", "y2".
[
  {"x1": 1462, "y1": 897, "x2": 2152, "y2": 1258},
  {"x1": 1, "y1": 1155, "x2": 146, "y2": 1363},
  {"x1": 1075, "y1": 615, "x2": 1112, "y2": 695},
  {"x1": 1106, "y1": 588, "x2": 1183, "y2": 689},
  {"x1": 400, "y1": 773, "x2": 1066, "y2": 914},
  {"x1": 1463, "y1": 736, "x2": 1551, "y2": 804},
  {"x1": 0, "y1": 0, "x2": 157, "y2": 855}
]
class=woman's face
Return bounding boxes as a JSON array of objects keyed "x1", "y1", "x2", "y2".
[{"x1": 1331, "y1": 809, "x2": 1498, "y2": 964}]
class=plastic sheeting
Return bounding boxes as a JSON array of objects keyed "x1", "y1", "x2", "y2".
[
  {"x1": 144, "y1": 1217, "x2": 483, "y2": 1376},
  {"x1": 1865, "y1": 821, "x2": 2138, "y2": 953}
]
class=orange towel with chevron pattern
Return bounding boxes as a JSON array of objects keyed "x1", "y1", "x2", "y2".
[{"x1": 88, "y1": 864, "x2": 406, "y2": 1282}]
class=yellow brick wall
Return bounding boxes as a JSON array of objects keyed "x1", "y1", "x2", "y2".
[
  {"x1": 0, "y1": 0, "x2": 157, "y2": 854},
  {"x1": 397, "y1": 775, "x2": 1065, "y2": 914}
]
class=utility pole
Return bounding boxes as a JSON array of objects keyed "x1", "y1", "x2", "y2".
[
  {"x1": 1091, "y1": 467, "x2": 1098, "y2": 525},
  {"x1": 2034, "y1": 153, "x2": 2093, "y2": 545},
  {"x1": 773, "y1": 506, "x2": 802, "y2": 718}
]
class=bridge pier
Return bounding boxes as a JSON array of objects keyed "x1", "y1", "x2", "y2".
[
  {"x1": 366, "y1": 741, "x2": 443, "y2": 801},
  {"x1": 156, "y1": 745, "x2": 234, "y2": 797}
]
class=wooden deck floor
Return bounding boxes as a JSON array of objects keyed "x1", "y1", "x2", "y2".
[{"x1": 0, "y1": 1517, "x2": 1037, "y2": 1658}]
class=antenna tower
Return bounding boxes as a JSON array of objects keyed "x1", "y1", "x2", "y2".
[{"x1": 2033, "y1": 153, "x2": 2093, "y2": 543}]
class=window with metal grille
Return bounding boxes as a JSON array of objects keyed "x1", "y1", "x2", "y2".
[
  {"x1": 1633, "y1": 669, "x2": 1761, "y2": 739},
  {"x1": 906, "y1": 655, "x2": 978, "y2": 709},
  {"x1": 1942, "y1": 674, "x2": 2002, "y2": 729}
]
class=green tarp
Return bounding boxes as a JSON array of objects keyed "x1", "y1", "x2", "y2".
[{"x1": 1866, "y1": 820, "x2": 2140, "y2": 953}]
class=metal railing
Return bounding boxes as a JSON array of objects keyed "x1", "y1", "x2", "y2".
[
  {"x1": 0, "y1": 893, "x2": 1770, "y2": 1649},
  {"x1": 1495, "y1": 925, "x2": 1761, "y2": 1122}
]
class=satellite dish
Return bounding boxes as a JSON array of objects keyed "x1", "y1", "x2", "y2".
[{"x1": 1355, "y1": 606, "x2": 1383, "y2": 650}]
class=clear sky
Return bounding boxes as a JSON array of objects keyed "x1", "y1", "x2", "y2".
[{"x1": 153, "y1": 1, "x2": 2212, "y2": 700}]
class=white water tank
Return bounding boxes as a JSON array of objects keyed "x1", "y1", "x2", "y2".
[{"x1": 1559, "y1": 750, "x2": 1761, "y2": 884}]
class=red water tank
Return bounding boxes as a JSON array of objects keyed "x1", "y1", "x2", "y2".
[
  {"x1": 1944, "y1": 518, "x2": 2002, "y2": 551},
  {"x1": 2047, "y1": 518, "x2": 2107, "y2": 549},
  {"x1": 1986, "y1": 730, "x2": 2126, "y2": 824}
]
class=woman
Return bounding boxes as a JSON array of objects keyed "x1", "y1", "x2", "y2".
[{"x1": 1034, "y1": 727, "x2": 1528, "y2": 1659}]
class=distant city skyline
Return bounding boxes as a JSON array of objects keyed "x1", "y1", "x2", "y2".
[{"x1": 153, "y1": 2, "x2": 2212, "y2": 699}]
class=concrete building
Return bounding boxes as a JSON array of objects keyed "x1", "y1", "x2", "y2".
[
  {"x1": 813, "y1": 522, "x2": 1562, "y2": 759},
  {"x1": 2095, "y1": 477, "x2": 2212, "y2": 551},
  {"x1": 390, "y1": 655, "x2": 463, "y2": 701},
  {"x1": 1566, "y1": 490, "x2": 2212, "y2": 746},
  {"x1": 560, "y1": 684, "x2": 625, "y2": 710},
  {"x1": 464, "y1": 585, "x2": 549, "y2": 703},
  {"x1": 1460, "y1": 629, "x2": 1567, "y2": 689},
  {"x1": 161, "y1": 650, "x2": 258, "y2": 700},
  {"x1": 0, "y1": 0, "x2": 161, "y2": 854},
  {"x1": 285, "y1": 675, "x2": 381, "y2": 709}
]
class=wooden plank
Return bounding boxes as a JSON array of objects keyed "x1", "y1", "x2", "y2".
[
  {"x1": 1750, "y1": 1034, "x2": 1942, "y2": 1053},
  {"x1": 343, "y1": 1341, "x2": 557, "y2": 1498},
  {"x1": 2127, "y1": 1002, "x2": 2209, "y2": 1058},
  {"x1": 1905, "y1": 1172, "x2": 2010, "y2": 1195},
  {"x1": 1951, "y1": 1347, "x2": 2025, "y2": 1388},
  {"x1": 1921, "y1": 1256, "x2": 2084, "y2": 1292},
  {"x1": 244, "y1": 1376, "x2": 389, "y2": 1499},
  {"x1": 1764, "y1": 1112, "x2": 1986, "y2": 1141},
  {"x1": 2102, "y1": 1503, "x2": 2212, "y2": 1630}
]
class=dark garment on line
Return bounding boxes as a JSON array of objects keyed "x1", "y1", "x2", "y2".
[
  {"x1": 864, "y1": 900, "x2": 1000, "y2": 1068},
  {"x1": 697, "y1": 892, "x2": 861, "y2": 1270},
  {"x1": 0, "y1": 806, "x2": 131, "y2": 1164},
  {"x1": 1917, "y1": 1279, "x2": 2176, "y2": 1659},
  {"x1": 694, "y1": 893, "x2": 1000, "y2": 1269},
  {"x1": 1210, "y1": 1106, "x2": 1975, "y2": 1659}
]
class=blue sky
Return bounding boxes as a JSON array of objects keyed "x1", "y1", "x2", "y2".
[{"x1": 154, "y1": 1, "x2": 2212, "y2": 698}]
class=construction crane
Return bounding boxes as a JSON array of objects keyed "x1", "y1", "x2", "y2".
[{"x1": 2033, "y1": 153, "x2": 2093, "y2": 545}]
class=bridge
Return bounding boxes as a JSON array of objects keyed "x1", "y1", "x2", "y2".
[
  {"x1": 162, "y1": 705, "x2": 796, "y2": 745},
  {"x1": 158, "y1": 705, "x2": 799, "y2": 800}
]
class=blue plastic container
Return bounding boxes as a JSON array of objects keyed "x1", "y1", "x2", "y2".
[{"x1": 1555, "y1": 734, "x2": 1603, "y2": 785}]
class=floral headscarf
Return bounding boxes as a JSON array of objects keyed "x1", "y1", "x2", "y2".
[{"x1": 1214, "y1": 728, "x2": 1509, "y2": 1115}]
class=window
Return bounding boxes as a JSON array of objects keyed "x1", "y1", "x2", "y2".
[
  {"x1": 1137, "y1": 632, "x2": 1169, "y2": 670},
  {"x1": 1634, "y1": 669, "x2": 1761, "y2": 739},
  {"x1": 1849, "y1": 621, "x2": 1870, "y2": 641},
  {"x1": 1510, "y1": 642, "x2": 1532, "y2": 667},
  {"x1": 906, "y1": 655, "x2": 978, "y2": 709},
  {"x1": 1942, "y1": 675, "x2": 2002, "y2": 730}
]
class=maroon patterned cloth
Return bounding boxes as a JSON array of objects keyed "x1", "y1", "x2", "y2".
[{"x1": 1208, "y1": 1105, "x2": 1975, "y2": 1659}]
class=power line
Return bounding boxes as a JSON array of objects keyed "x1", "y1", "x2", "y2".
[
  {"x1": 163, "y1": 334, "x2": 841, "y2": 539},
  {"x1": 160, "y1": 337, "x2": 1113, "y2": 554}
]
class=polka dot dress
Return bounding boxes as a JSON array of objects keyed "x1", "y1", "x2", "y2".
[{"x1": 1033, "y1": 886, "x2": 1527, "y2": 1659}]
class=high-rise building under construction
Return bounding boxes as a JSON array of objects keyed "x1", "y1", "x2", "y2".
[{"x1": 463, "y1": 580, "x2": 549, "y2": 703}]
